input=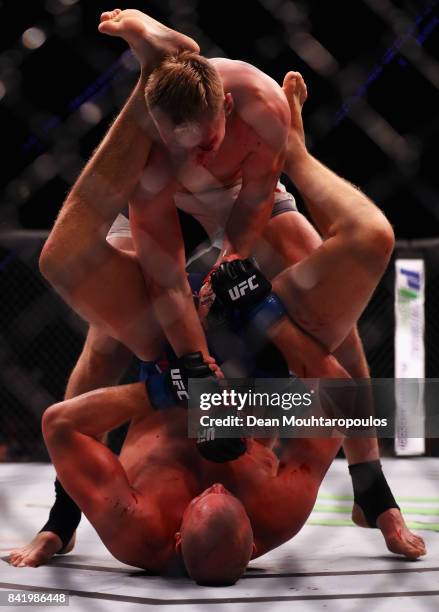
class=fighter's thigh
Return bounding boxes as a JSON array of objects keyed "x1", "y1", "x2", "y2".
[
  {"x1": 272, "y1": 233, "x2": 388, "y2": 351},
  {"x1": 256, "y1": 211, "x2": 322, "y2": 279},
  {"x1": 83, "y1": 325, "x2": 132, "y2": 368}
]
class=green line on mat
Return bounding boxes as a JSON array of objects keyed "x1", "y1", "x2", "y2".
[
  {"x1": 308, "y1": 518, "x2": 439, "y2": 532},
  {"x1": 319, "y1": 494, "x2": 439, "y2": 503},
  {"x1": 314, "y1": 505, "x2": 439, "y2": 516}
]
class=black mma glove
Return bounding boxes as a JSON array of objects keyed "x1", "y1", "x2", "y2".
[
  {"x1": 211, "y1": 258, "x2": 286, "y2": 336},
  {"x1": 146, "y1": 352, "x2": 247, "y2": 462},
  {"x1": 146, "y1": 351, "x2": 212, "y2": 410},
  {"x1": 196, "y1": 426, "x2": 247, "y2": 463},
  {"x1": 211, "y1": 258, "x2": 272, "y2": 313}
]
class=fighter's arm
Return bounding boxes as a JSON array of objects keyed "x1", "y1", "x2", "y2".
[
  {"x1": 40, "y1": 72, "x2": 152, "y2": 275},
  {"x1": 129, "y1": 182, "x2": 210, "y2": 358},
  {"x1": 41, "y1": 382, "x2": 152, "y2": 518},
  {"x1": 221, "y1": 146, "x2": 286, "y2": 260},
  {"x1": 219, "y1": 85, "x2": 290, "y2": 261}
]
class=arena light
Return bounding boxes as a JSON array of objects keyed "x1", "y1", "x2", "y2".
[
  {"x1": 21, "y1": 27, "x2": 47, "y2": 50},
  {"x1": 79, "y1": 102, "x2": 102, "y2": 125}
]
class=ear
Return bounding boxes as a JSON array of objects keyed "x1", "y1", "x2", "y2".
[
  {"x1": 174, "y1": 531, "x2": 182, "y2": 553},
  {"x1": 224, "y1": 93, "x2": 234, "y2": 116}
]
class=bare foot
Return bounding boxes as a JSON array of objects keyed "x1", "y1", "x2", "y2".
[
  {"x1": 352, "y1": 504, "x2": 426, "y2": 560},
  {"x1": 282, "y1": 71, "x2": 308, "y2": 170},
  {"x1": 8, "y1": 531, "x2": 75, "y2": 568},
  {"x1": 98, "y1": 8, "x2": 200, "y2": 67}
]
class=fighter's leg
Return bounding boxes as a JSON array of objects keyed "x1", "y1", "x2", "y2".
[
  {"x1": 267, "y1": 318, "x2": 425, "y2": 559},
  {"x1": 253, "y1": 74, "x2": 421, "y2": 558},
  {"x1": 272, "y1": 73, "x2": 394, "y2": 352},
  {"x1": 98, "y1": 8, "x2": 199, "y2": 65},
  {"x1": 258, "y1": 219, "x2": 383, "y2": 463},
  {"x1": 39, "y1": 14, "x2": 198, "y2": 359},
  {"x1": 330, "y1": 330, "x2": 425, "y2": 558}
]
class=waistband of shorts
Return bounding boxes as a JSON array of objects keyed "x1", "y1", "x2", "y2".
[{"x1": 272, "y1": 193, "x2": 297, "y2": 216}]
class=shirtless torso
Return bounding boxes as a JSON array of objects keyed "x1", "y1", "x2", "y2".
[
  {"x1": 142, "y1": 57, "x2": 289, "y2": 191},
  {"x1": 69, "y1": 396, "x2": 340, "y2": 572},
  {"x1": 129, "y1": 57, "x2": 291, "y2": 248}
]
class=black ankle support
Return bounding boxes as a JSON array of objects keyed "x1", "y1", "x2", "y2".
[
  {"x1": 39, "y1": 478, "x2": 82, "y2": 549},
  {"x1": 349, "y1": 460, "x2": 400, "y2": 527}
]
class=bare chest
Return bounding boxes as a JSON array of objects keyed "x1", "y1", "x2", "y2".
[{"x1": 151, "y1": 116, "x2": 254, "y2": 194}]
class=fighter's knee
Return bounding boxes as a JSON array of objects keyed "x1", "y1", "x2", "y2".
[
  {"x1": 42, "y1": 402, "x2": 71, "y2": 441},
  {"x1": 370, "y1": 214, "x2": 395, "y2": 259},
  {"x1": 355, "y1": 212, "x2": 394, "y2": 264},
  {"x1": 338, "y1": 206, "x2": 394, "y2": 266},
  {"x1": 39, "y1": 241, "x2": 60, "y2": 283}
]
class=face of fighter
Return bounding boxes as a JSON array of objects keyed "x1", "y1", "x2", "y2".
[{"x1": 151, "y1": 93, "x2": 233, "y2": 166}]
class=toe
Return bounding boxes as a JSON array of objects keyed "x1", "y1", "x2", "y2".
[
  {"x1": 100, "y1": 11, "x2": 113, "y2": 22},
  {"x1": 99, "y1": 9, "x2": 121, "y2": 27},
  {"x1": 283, "y1": 71, "x2": 298, "y2": 93},
  {"x1": 98, "y1": 19, "x2": 119, "y2": 34},
  {"x1": 10, "y1": 556, "x2": 22, "y2": 567}
]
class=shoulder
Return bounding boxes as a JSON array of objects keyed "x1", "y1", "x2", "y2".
[
  {"x1": 213, "y1": 58, "x2": 288, "y2": 109},
  {"x1": 215, "y1": 59, "x2": 290, "y2": 152}
]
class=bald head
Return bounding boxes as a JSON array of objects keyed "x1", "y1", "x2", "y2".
[{"x1": 178, "y1": 484, "x2": 254, "y2": 586}]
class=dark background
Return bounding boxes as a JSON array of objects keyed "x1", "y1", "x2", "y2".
[{"x1": 1, "y1": 0, "x2": 438, "y2": 238}]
